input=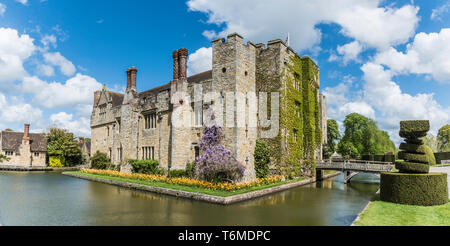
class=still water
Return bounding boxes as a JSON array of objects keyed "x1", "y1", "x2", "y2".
[{"x1": 0, "y1": 172, "x2": 379, "y2": 226}]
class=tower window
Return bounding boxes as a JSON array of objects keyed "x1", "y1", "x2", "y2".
[
  {"x1": 222, "y1": 67, "x2": 226, "y2": 73},
  {"x1": 245, "y1": 71, "x2": 248, "y2": 76}
]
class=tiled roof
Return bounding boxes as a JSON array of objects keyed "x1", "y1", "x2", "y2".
[
  {"x1": 138, "y1": 70, "x2": 213, "y2": 98},
  {"x1": 1, "y1": 131, "x2": 47, "y2": 152},
  {"x1": 187, "y1": 70, "x2": 212, "y2": 84}
]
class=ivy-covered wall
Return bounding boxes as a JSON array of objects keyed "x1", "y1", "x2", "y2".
[{"x1": 256, "y1": 42, "x2": 322, "y2": 178}]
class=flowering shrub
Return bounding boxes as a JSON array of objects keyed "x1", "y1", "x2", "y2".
[
  {"x1": 80, "y1": 168, "x2": 283, "y2": 192},
  {"x1": 49, "y1": 156, "x2": 64, "y2": 167},
  {"x1": 196, "y1": 125, "x2": 245, "y2": 183}
]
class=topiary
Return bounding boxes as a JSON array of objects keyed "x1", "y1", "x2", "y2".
[
  {"x1": 380, "y1": 172, "x2": 448, "y2": 206},
  {"x1": 398, "y1": 151, "x2": 429, "y2": 163},
  {"x1": 381, "y1": 120, "x2": 448, "y2": 206},
  {"x1": 395, "y1": 161, "x2": 429, "y2": 174},
  {"x1": 423, "y1": 145, "x2": 436, "y2": 165}
]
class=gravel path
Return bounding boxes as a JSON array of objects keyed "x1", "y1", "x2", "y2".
[{"x1": 430, "y1": 166, "x2": 450, "y2": 196}]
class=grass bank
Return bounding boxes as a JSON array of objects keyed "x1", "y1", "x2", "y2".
[
  {"x1": 354, "y1": 194, "x2": 450, "y2": 226},
  {"x1": 66, "y1": 171, "x2": 307, "y2": 197}
]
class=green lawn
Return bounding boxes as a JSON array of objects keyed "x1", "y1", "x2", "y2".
[
  {"x1": 66, "y1": 171, "x2": 306, "y2": 197},
  {"x1": 354, "y1": 195, "x2": 450, "y2": 226}
]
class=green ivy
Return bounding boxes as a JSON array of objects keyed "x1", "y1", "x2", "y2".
[{"x1": 256, "y1": 53, "x2": 321, "y2": 178}]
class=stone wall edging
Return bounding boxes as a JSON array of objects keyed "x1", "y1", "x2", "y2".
[
  {"x1": 63, "y1": 171, "x2": 341, "y2": 205},
  {"x1": 0, "y1": 165, "x2": 82, "y2": 172}
]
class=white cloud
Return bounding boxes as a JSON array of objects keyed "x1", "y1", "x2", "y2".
[
  {"x1": 188, "y1": 0, "x2": 419, "y2": 51},
  {"x1": 431, "y1": 2, "x2": 450, "y2": 21},
  {"x1": 21, "y1": 73, "x2": 102, "y2": 109},
  {"x1": 0, "y1": 3, "x2": 6, "y2": 16},
  {"x1": 336, "y1": 41, "x2": 363, "y2": 64},
  {"x1": 374, "y1": 28, "x2": 450, "y2": 82},
  {"x1": 50, "y1": 112, "x2": 91, "y2": 137},
  {"x1": 36, "y1": 63, "x2": 55, "y2": 76},
  {"x1": 338, "y1": 101, "x2": 375, "y2": 119},
  {"x1": 0, "y1": 27, "x2": 35, "y2": 83},
  {"x1": 361, "y1": 62, "x2": 449, "y2": 136},
  {"x1": 0, "y1": 92, "x2": 42, "y2": 124},
  {"x1": 187, "y1": 47, "x2": 212, "y2": 76},
  {"x1": 15, "y1": 0, "x2": 27, "y2": 5},
  {"x1": 202, "y1": 30, "x2": 217, "y2": 40},
  {"x1": 41, "y1": 34, "x2": 57, "y2": 50},
  {"x1": 43, "y1": 52, "x2": 76, "y2": 76}
]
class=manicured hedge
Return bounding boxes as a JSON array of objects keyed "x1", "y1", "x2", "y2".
[
  {"x1": 399, "y1": 130, "x2": 428, "y2": 139},
  {"x1": 384, "y1": 154, "x2": 395, "y2": 163},
  {"x1": 423, "y1": 145, "x2": 436, "y2": 165},
  {"x1": 398, "y1": 151, "x2": 428, "y2": 163},
  {"x1": 400, "y1": 120, "x2": 430, "y2": 133},
  {"x1": 360, "y1": 154, "x2": 395, "y2": 162},
  {"x1": 373, "y1": 155, "x2": 385, "y2": 162},
  {"x1": 380, "y1": 172, "x2": 448, "y2": 206},
  {"x1": 395, "y1": 161, "x2": 429, "y2": 174},
  {"x1": 399, "y1": 143, "x2": 427, "y2": 153},
  {"x1": 434, "y1": 152, "x2": 450, "y2": 164}
]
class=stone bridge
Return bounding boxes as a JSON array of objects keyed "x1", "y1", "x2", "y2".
[{"x1": 316, "y1": 159, "x2": 393, "y2": 183}]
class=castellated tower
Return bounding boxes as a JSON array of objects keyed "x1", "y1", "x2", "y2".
[{"x1": 212, "y1": 33, "x2": 257, "y2": 181}]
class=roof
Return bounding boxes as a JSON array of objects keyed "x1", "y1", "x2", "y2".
[
  {"x1": 138, "y1": 70, "x2": 213, "y2": 98},
  {"x1": 103, "y1": 70, "x2": 213, "y2": 104},
  {"x1": 1, "y1": 131, "x2": 47, "y2": 152},
  {"x1": 187, "y1": 70, "x2": 212, "y2": 84},
  {"x1": 78, "y1": 141, "x2": 91, "y2": 154},
  {"x1": 107, "y1": 92, "x2": 124, "y2": 107}
]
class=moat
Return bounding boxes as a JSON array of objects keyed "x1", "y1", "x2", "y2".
[{"x1": 0, "y1": 172, "x2": 379, "y2": 226}]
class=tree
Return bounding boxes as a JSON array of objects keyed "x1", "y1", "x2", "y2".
[
  {"x1": 421, "y1": 133, "x2": 440, "y2": 153},
  {"x1": 323, "y1": 119, "x2": 340, "y2": 158},
  {"x1": 47, "y1": 128, "x2": 83, "y2": 166},
  {"x1": 337, "y1": 113, "x2": 395, "y2": 158},
  {"x1": 0, "y1": 154, "x2": 9, "y2": 163},
  {"x1": 254, "y1": 140, "x2": 271, "y2": 178},
  {"x1": 437, "y1": 124, "x2": 450, "y2": 152}
]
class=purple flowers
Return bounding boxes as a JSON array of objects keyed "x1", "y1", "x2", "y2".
[{"x1": 195, "y1": 125, "x2": 245, "y2": 183}]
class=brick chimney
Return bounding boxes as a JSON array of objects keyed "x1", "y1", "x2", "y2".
[
  {"x1": 178, "y1": 48, "x2": 188, "y2": 79},
  {"x1": 126, "y1": 67, "x2": 137, "y2": 89},
  {"x1": 23, "y1": 123, "x2": 30, "y2": 140},
  {"x1": 173, "y1": 50, "x2": 179, "y2": 81},
  {"x1": 78, "y1": 137, "x2": 84, "y2": 144}
]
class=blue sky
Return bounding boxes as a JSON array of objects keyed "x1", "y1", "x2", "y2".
[{"x1": 0, "y1": 0, "x2": 449, "y2": 145}]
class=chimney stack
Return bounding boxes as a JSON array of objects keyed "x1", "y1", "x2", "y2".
[
  {"x1": 23, "y1": 123, "x2": 30, "y2": 140},
  {"x1": 126, "y1": 67, "x2": 137, "y2": 89},
  {"x1": 173, "y1": 50, "x2": 179, "y2": 81},
  {"x1": 178, "y1": 48, "x2": 188, "y2": 80},
  {"x1": 78, "y1": 137, "x2": 84, "y2": 144}
]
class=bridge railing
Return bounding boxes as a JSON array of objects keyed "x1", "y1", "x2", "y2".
[{"x1": 316, "y1": 159, "x2": 393, "y2": 172}]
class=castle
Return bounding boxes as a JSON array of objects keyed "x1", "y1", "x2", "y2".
[{"x1": 91, "y1": 33, "x2": 327, "y2": 180}]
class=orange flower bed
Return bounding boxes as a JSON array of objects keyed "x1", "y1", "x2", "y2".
[{"x1": 80, "y1": 168, "x2": 284, "y2": 191}]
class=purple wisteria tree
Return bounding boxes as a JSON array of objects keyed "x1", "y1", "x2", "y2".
[{"x1": 195, "y1": 124, "x2": 245, "y2": 183}]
